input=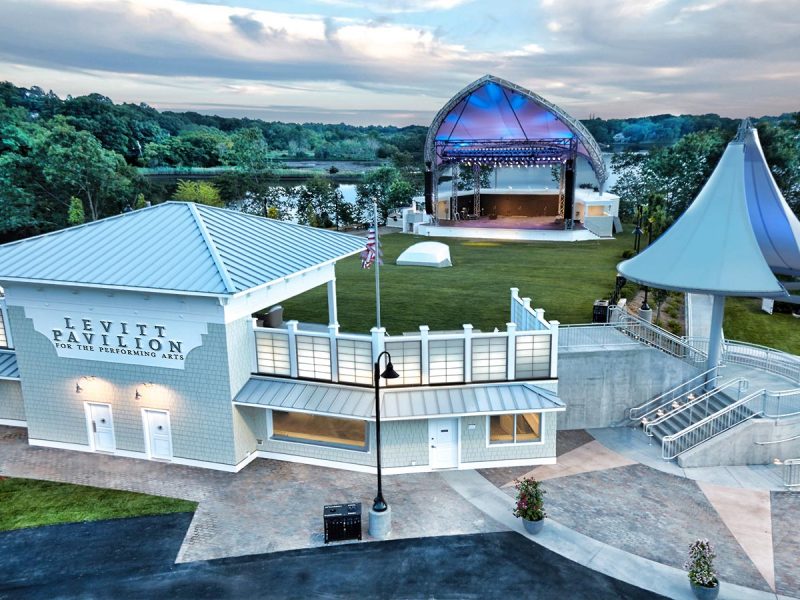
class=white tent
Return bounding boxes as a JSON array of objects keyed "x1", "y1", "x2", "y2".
[
  {"x1": 396, "y1": 242, "x2": 452, "y2": 268},
  {"x1": 618, "y1": 130, "x2": 786, "y2": 373},
  {"x1": 743, "y1": 125, "x2": 800, "y2": 277}
]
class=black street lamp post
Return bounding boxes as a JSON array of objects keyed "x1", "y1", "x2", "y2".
[{"x1": 373, "y1": 351, "x2": 399, "y2": 513}]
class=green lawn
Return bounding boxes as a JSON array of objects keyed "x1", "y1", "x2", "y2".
[
  {"x1": 283, "y1": 231, "x2": 634, "y2": 332},
  {"x1": 724, "y1": 298, "x2": 800, "y2": 354},
  {"x1": 0, "y1": 477, "x2": 197, "y2": 532},
  {"x1": 280, "y1": 232, "x2": 800, "y2": 355}
]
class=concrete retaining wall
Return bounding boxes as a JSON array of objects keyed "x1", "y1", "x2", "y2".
[
  {"x1": 557, "y1": 347, "x2": 700, "y2": 430},
  {"x1": 677, "y1": 415, "x2": 800, "y2": 468}
]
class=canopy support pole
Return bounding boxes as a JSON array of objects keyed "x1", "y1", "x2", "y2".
[{"x1": 706, "y1": 295, "x2": 726, "y2": 388}]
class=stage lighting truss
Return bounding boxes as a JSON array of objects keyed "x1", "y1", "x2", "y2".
[{"x1": 436, "y1": 138, "x2": 577, "y2": 168}]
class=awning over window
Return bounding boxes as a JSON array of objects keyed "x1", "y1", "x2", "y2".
[
  {"x1": 0, "y1": 350, "x2": 19, "y2": 380},
  {"x1": 233, "y1": 377, "x2": 564, "y2": 421}
]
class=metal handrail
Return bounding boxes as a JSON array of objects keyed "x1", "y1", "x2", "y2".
[
  {"x1": 560, "y1": 312, "x2": 706, "y2": 365},
  {"x1": 661, "y1": 388, "x2": 765, "y2": 460},
  {"x1": 755, "y1": 434, "x2": 800, "y2": 445},
  {"x1": 763, "y1": 388, "x2": 800, "y2": 418},
  {"x1": 629, "y1": 367, "x2": 717, "y2": 421},
  {"x1": 785, "y1": 459, "x2": 800, "y2": 488},
  {"x1": 684, "y1": 337, "x2": 800, "y2": 385},
  {"x1": 643, "y1": 378, "x2": 745, "y2": 437}
]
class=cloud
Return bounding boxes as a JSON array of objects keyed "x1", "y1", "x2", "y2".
[{"x1": 0, "y1": 0, "x2": 797, "y2": 124}]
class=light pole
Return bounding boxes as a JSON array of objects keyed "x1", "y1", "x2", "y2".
[{"x1": 369, "y1": 351, "x2": 399, "y2": 538}]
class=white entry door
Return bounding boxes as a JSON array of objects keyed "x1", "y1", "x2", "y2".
[
  {"x1": 144, "y1": 409, "x2": 173, "y2": 460},
  {"x1": 87, "y1": 403, "x2": 115, "y2": 452},
  {"x1": 429, "y1": 418, "x2": 459, "y2": 469}
]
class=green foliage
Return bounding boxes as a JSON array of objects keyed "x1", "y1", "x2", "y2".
[
  {"x1": 355, "y1": 165, "x2": 418, "y2": 224},
  {"x1": 611, "y1": 130, "x2": 729, "y2": 222},
  {"x1": 67, "y1": 197, "x2": 85, "y2": 225},
  {"x1": 134, "y1": 193, "x2": 147, "y2": 209},
  {"x1": 0, "y1": 477, "x2": 196, "y2": 531},
  {"x1": 685, "y1": 539, "x2": 718, "y2": 588},
  {"x1": 295, "y1": 176, "x2": 343, "y2": 228},
  {"x1": 172, "y1": 180, "x2": 223, "y2": 207},
  {"x1": 513, "y1": 477, "x2": 546, "y2": 521}
]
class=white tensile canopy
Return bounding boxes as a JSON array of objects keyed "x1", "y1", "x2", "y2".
[
  {"x1": 743, "y1": 125, "x2": 800, "y2": 277},
  {"x1": 396, "y1": 242, "x2": 452, "y2": 268},
  {"x1": 618, "y1": 127, "x2": 787, "y2": 372}
]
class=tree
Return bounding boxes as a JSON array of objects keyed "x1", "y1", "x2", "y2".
[
  {"x1": 355, "y1": 166, "x2": 413, "y2": 224},
  {"x1": 67, "y1": 197, "x2": 85, "y2": 225},
  {"x1": 40, "y1": 119, "x2": 135, "y2": 221},
  {"x1": 295, "y1": 176, "x2": 341, "y2": 228},
  {"x1": 134, "y1": 193, "x2": 147, "y2": 209},
  {"x1": 610, "y1": 130, "x2": 727, "y2": 223},
  {"x1": 172, "y1": 180, "x2": 224, "y2": 207}
]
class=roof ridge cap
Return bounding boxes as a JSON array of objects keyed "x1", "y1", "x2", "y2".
[{"x1": 186, "y1": 203, "x2": 236, "y2": 294}]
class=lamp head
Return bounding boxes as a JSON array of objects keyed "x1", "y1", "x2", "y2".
[{"x1": 380, "y1": 361, "x2": 400, "y2": 380}]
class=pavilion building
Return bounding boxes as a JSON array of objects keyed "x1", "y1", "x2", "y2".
[{"x1": 0, "y1": 202, "x2": 565, "y2": 473}]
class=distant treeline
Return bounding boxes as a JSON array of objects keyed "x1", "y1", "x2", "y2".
[{"x1": 0, "y1": 80, "x2": 797, "y2": 244}]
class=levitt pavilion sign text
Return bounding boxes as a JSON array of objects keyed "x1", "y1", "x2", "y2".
[{"x1": 25, "y1": 307, "x2": 207, "y2": 370}]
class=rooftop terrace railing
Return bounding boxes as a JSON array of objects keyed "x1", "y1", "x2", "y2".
[{"x1": 252, "y1": 289, "x2": 558, "y2": 387}]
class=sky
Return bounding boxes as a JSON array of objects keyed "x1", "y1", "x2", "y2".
[{"x1": 0, "y1": 0, "x2": 798, "y2": 126}]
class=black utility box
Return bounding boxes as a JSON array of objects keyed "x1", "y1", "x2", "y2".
[
  {"x1": 592, "y1": 300, "x2": 610, "y2": 323},
  {"x1": 323, "y1": 503, "x2": 362, "y2": 543}
]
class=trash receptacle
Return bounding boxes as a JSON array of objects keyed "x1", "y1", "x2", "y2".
[
  {"x1": 592, "y1": 300, "x2": 609, "y2": 323},
  {"x1": 324, "y1": 502, "x2": 362, "y2": 543}
]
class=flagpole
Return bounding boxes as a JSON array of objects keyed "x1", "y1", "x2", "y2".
[{"x1": 373, "y1": 201, "x2": 381, "y2": 329}]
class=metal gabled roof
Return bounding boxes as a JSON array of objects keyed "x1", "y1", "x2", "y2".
[
  {"x1": 192, "y1": 204, "x2": 365, "y2": 292},
  {"x1": 742, "y1": 125, "x2": 800, "y2": 277},
  {"x1": 0, "y1": 350, "x2": 19, "y2": 380},
  {"x1": 0, "y1": 202, "x2": 365, "y2": 296},
  {"x1": 234, "y1": 377, "x2": 565, "y2": 421},
  {"x1": 618, "y1": 140, "x2": 786, "y2": 297}
]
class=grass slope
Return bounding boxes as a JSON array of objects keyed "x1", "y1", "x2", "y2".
[
  {"x1": 0, "y1": 477, "x2": 196, "y2": 532},
  {"x1": 283, "y1": 232, "x2": 631, "y2": 333},
  {"x1": 280, "y1": 232, "x2": 800, "y2": 354},
  {"x1": 724, "y1": 298, "x2": 800, "y2": 354}
]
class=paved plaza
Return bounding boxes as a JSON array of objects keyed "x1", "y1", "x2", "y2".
[{"x1": 1, "y1": 425, "x2": 798, "y2": 598}]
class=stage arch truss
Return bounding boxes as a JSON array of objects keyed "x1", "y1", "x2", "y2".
[{"x1": 424, "y1": 74, "x2": 608, "y2": 187}]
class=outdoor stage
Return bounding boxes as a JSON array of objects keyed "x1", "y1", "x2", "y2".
[
  {"x1": 439, "y1": 216, "x2": 585, "y2": 231},
  {"x1": 415, "y1": 218, "x2": 601, "y2": 242}
]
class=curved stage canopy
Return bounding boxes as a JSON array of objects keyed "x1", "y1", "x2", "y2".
[
  {"x1": 617, "y1": 136, "x2": 784, "y2": 297},
  {"x1": 424, "y1": 74, "x2": 608, "y2": 188},
  {"x1": 743, "y1": 123, "x2": 800, "y2": 277}
]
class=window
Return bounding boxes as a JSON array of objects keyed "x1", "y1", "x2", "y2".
[
  {"x1": 271, "y1": 410, "x2": 368, "y2": 451},
  {"x1": 488, "y1": 413, "x2": 541, "y2": 445}
]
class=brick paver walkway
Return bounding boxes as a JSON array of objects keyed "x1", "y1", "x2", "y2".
[{"x1": 0, "y1": 427, "x2": 504, "y2": 562}]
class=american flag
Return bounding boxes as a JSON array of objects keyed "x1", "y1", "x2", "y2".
[{"x1": 361, "y1": 227, "x2": 381, "y2": 269}]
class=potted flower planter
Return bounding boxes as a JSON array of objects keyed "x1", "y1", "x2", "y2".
[
  {"x1": 690, "y1": 581, "x2": 720, "y2": 600},
  {"x1": 685, "y1": 540, "x2": 720, "y2": 600},
  {"x1": 513, "y1": 477, "x2": 546, "y2": 535},
  {"x1": 522, "y1": 517, "x2": 544, "y2": 535}
]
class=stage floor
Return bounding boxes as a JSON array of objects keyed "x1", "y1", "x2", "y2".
[
  {"x1": 439, "y1": 216, "x2": 585, "y2": 231},
  {"x1": 416, "y1": 219, "x2": 601, "y2": 243}
]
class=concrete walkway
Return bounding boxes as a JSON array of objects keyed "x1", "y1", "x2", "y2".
[
  {"x1": 1, "y1": 425, "x2": 798, "y2": 598},
  {"x1": 473, "y1": 430, "x2": 799, "y2": 599}
]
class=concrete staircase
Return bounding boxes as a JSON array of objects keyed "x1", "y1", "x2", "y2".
[{"x1": 647, "y1": 388, "x2": 744, "y2": 443}]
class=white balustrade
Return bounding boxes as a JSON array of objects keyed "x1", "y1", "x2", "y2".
[{"x1": 252, "y1": 289, "x2": 556, "y2": 387}]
